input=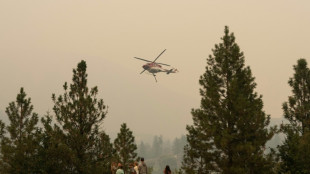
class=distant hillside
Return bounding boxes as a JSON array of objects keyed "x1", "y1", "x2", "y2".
[
  {"x1": 0, "y1": 111, "x2": 289, "y2": 151},
  {"x1": 269, "y1": 117, "x2": 287, "y2": 127}
]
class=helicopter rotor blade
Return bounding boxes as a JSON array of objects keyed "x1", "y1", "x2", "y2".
[
  {"x1": 140, "y1": 69, "x2": 146, "y2": 74},
  {"x1": 134, "y1": 57, "x2": 152, "y2": 63},
  {"x1": 152, "y1": 49, "x2": 166, "y2": 63},
  {"x1": 157, "y1": 62, "x2": 170, "y2": 66}
]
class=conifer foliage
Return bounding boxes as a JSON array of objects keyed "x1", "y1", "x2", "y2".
[
  {"x1": 51, "y1": 60, "x2": 109, "y2": 173},
  {"x1": 282, "y1": 59, "x2": 310, "y2": 133},
  {"x1": 278, "y1": 59, "x2": 310, "y2": 173},
  {"x1": 114, "y1": 123, "x2": 137, "y2": 173},
  {"x1": 182, "y1": 26, "x2": 276, "y2": 174},
  {"x1": 0, "y1": 88, "x2": 40, "y2": 174}
]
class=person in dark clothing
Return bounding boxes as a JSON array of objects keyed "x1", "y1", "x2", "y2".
[
  {"x1": 138, "y1": 157, "x2": 147, "y2": 174},
  {"x1": 163, "y1": 165, "x2": 171, "y2": 174}
]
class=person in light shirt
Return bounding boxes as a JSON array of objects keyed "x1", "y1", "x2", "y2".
[
  {"x1": 116, "y1": 164, "x2": 124, "y2": 174},
  {"x1": 134, "y1": 161, "x2": 139, "y2": 174}
]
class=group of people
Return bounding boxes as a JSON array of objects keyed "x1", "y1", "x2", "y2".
[
  {"x1": 111, "y1": 157, "x2": 148, "y2": 174},
  {"x1": 111, "y1": 157, "x2": 172, "y2": 174}
]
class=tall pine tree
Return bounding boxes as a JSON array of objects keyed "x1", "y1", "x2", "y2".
[
  {"x1": 0, "y1": 120, "x2": 5, "y2": 172},
  {"x1": 37, "y1": 113, "x2": 76, "y2": 173},
  {"x1": 278, "y1": 59, "x2": 310, "y2": 173},
  {"x1": 138, "y1": 141, "x2": 147, "y2": 159},
  {"x1": 51, "y1": 60, "x2": 109, "y2": 173},
  {"x1": 114, "y1": 123, "x2": 137, "y2": 173},
  {"x1": 92, "y1": 132, "x2": 115, "y2": 173},
  {"x1": 182, "y1": 26, "x2": 276, "y2": 174},
  {"x1": 151, "y1": 135, "x2": 163, "y2": 158},
  {"x1": 0, "y1": 88, "x2": 40, "y2": 174},
  {"x1": 282, "y1": 59, "x2": 310, "y2": 133}
]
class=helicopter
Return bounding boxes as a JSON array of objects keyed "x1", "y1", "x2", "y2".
[{"x1": 133, "y1": 49, "x2": 178, "y2": 82}]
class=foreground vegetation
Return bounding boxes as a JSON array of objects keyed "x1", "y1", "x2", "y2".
[{"x1": 1, "y1": 26, "x2": 310, "y2": 173}]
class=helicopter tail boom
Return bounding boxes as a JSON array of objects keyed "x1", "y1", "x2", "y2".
[{"x1": 166, "y1": 68, "x2": 178, "y2": 74}]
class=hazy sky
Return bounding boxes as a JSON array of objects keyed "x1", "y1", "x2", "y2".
[{"x1": 0, "y1": 1, "x2": 309, "y2": 141}]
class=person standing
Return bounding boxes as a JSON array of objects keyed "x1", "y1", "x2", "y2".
[
  {"x1": 138, "y1": 158, "x2": 147, "y2": 174},
  {"x1": 134, "y1": 161, "x2": 139, "y2": 174},
  {"x1": 163, "y1": 165, "x2": 171, "y2": 174},
  {"x1": 111, "y1": 162, "x2": 117, "y2": 174},
  {"x1": 116, "y1": 165, "x2": 124, "y2": 174},
  {"x1": 129, "y1": 163, "x2": 136, "y2": 174}
]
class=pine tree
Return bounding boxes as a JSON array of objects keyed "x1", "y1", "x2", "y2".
[
  {"x1": 0, "y1": 120, "x2": 6, "y2": 172},
  {"x1": 182, "y1": 125, "x2": 214, "y2": 173},
  {"x1": 151, "y1": 135, "x2": 163, "y2": 158},
  {"x1": 278, "y1": 59, "x2": 310, "y2": 173},
  {"x1": 172, "y1": 135, "x2": 186, "y2": 156},
  {"x1": 173, "y1": 135, "x2": 186, "y2": 167},
  {"x1": 92, "y1": 132, "x2": 115, "y2": 173},
  {"x1": 114, "y1": 123, "x2": 137, "y2": 173},
  {"x1": 37, "y1": 113, "x2": 74, "y2": 174},
  {"x1": 0, "y1": 88, "x2": 40, "y2": 174},
  {"x1": 297, "y1": 131, "x2": 310, "y2": 172},
  {"x1": 0, "y1": 121, "x2": 5, "y2": 138},
  {"x1": 51, "y1": 60, "x2": 108, "y2": 173},
  {"x1": 282, "y1": 59, "x2": 310, "y2": 133},
  {"x1": 138, "y1": 141, "x2": 147, "y2": 158},
  {"x1": 182, "y1": 26, "x2": 276, "y2": 174}
]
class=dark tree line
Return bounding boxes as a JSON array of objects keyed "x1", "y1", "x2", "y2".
[{"x1": 0, "y1": 61, "x2": 138, "y2": 174}]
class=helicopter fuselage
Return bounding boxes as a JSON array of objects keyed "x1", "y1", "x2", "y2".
[
  {"x1": 133, "y1": 49, "x2": 178, "y2": 82},
  {"x1": 142, "y1": 63, "x2": 164, "y2": 74}
]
